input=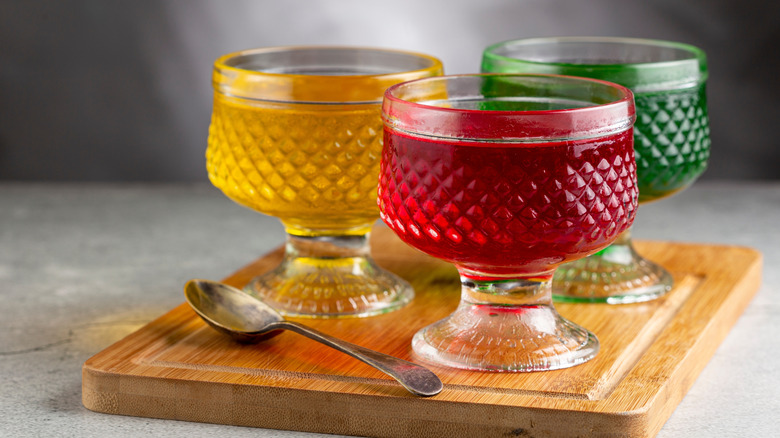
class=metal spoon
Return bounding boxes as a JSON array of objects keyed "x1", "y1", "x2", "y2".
[{"x1": 184, "y1": 279, "x2": 442, "y2": 397}]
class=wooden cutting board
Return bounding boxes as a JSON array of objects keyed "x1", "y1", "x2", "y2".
[{"x1": 82, "y1": 225, "x2": 762, "y2": 438}]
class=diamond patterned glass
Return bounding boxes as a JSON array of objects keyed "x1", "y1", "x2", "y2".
[
  {"x1": 206, "y1": 47, "x2": 443, "y2": 317},
  {"x1": 380, "y1": 74, "x2": 636, "y2": 371},
  {"x1": 482, "y1": 37, "x2": 710, "y2": 303},
  {"x1": 634, "y1": 86, "x2": 710, "y2": 202}
]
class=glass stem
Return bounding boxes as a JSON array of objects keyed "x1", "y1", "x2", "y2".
[
  {"x1": 459, "y1": 271, "x2": 555, "y2": 308},
  {"x1": 592, "y1": 227, "x2": 635, "y2": 264},
  {"x1": 611, "y1": 228, "x2": 631, "y2": 246},
  {"x1": 284, "y1": 233, "x2": 370, "y2": 261}
]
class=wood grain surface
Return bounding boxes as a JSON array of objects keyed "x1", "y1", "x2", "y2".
[{"x1": 82, "y1": 224, "x2": 762, "y2": 437}]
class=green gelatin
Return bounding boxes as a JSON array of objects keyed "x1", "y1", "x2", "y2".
[
  {"x1": 481, "y1": 37, "x2": 711, "y2": 204},
  {"x1": 481, "y1": 37, "x2": 710, "y2": 303},
  {"x1": 633, "y1": 85, "x2": 710, "y2": 202}
]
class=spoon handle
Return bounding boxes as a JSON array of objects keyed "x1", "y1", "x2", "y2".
[{"x1": 275, "y1": 321, "x2": 442, "y2": 397}]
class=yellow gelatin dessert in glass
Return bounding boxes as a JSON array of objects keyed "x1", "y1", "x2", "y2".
[{"x1": 206, "y1": 46, "x2": 443, "y2": 317}]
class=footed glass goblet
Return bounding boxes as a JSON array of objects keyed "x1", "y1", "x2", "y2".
[
  {"x1": 206, "y1": 47, "x2": 443, "y2": 317},
  {"x1": 482, "y1": 37, "x2": 710, "y2": 303},
  {"x1": 379, "y1": 74, "x2": 637, "y2": 371}
]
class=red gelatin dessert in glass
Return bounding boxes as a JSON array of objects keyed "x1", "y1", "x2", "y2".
[{"x1": 379, "y1": 74, "x2": 637, "y2": 371}]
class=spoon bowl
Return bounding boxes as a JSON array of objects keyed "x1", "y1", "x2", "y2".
[
  {"x1": 185, "y1": 279, "x2": 284, "y2": 343},
  {"x1": 184, "y1": 279, "x2": 443, "y2": 397}
]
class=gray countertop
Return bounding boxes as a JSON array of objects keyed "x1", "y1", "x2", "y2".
[{"x1": 1, "y1": 182, "x2": 778, "y2": 437}]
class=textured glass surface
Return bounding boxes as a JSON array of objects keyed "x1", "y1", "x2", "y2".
[
  {"x1": 206, "y1": 46, "x2": 442, "y2": 317},
  {"x1": 482, "y1": 37, "x2": 710, "y2": 303},
  {"x1": 634, "y1": 85, "x2": 710, "y2": 202},
  {"x1": 379, "y1": 130, "x2": 637, "y2": 275},
  {"x1": 379, "y1": 74, "x2": 635, "y2": 371},
  {"x1": 207, "y1": 97, "x2": 383, "y2": 235}
]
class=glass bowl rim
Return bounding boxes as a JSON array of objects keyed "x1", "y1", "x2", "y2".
[
  {"x1": 482, "y1": 36, "x2": 707, "y2": 92},
  {"x1": 382, "y1": 73, "x2": 636, "y2": 143},
  {"x1": 212, "y1": 45, "x2": 444, "y2": 104}
]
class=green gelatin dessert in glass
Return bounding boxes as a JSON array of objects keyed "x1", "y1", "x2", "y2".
[{"x1": 482, "y1": 37, "x2": 710, "y2": 303}]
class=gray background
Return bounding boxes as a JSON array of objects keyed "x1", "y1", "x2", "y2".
[{"x1": 1, "y1": 0, "x2": 778, "y2": 182}]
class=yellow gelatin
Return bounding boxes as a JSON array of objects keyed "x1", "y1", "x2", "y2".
[
  {"x1": 207, "y1": 96, "x2": 383, "y2": 236},
  {"x1": 206, "y1": 47, "x2": 443, "y2": 237}
]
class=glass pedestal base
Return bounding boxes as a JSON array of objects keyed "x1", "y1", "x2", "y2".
[
  {"x1": 245, "y1": 233, "x2": 413, "y2": 318},
  {"x1": 412, "y1": 274, "x2": 599, "y2": 372},
  {"x1": 553, "y1": 229, "x2": 673, "y2": 304}
]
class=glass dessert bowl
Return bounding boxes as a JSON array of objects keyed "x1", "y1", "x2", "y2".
[
  {"x1": 483, "y1": 37, "x2": 710, "y2": 303},
  {"x1": 206, "y1": 46, "x2": 443, "y2": 317},
  {"x1": 378, "y1": 74, "x2": 638, "y2": 371}
]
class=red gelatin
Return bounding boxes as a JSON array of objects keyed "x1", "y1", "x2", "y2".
[{"x1": 379, "y1": 129, "x2": 638, "y2": 276}]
